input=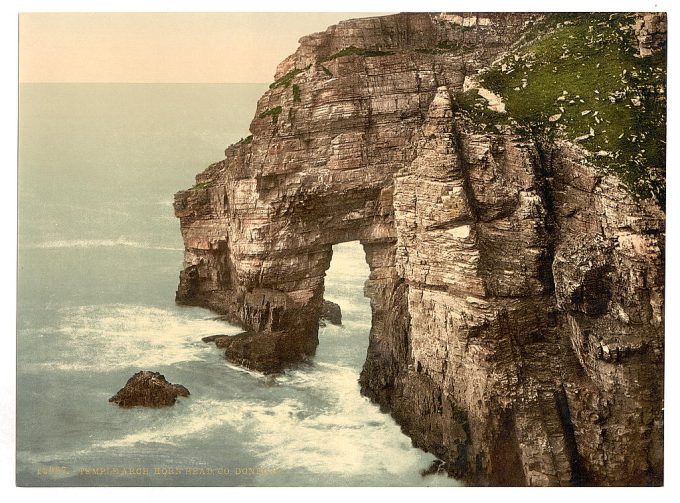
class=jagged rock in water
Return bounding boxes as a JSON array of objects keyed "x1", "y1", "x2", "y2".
[
  {"x1": 203, "y1": 331, "x2": 308, "y2": 374},
  {"x1": 174, "y1": 13, "x2": 664, "y2": 486},
  {"x1": 109, "y1": 371, "x2": 190, "y2": 408},
  {"x1": 201, "y1": 334, "x2": 229, "y2": 343},
  {"x1": 320, "y1": 300, "x2": 342, "y2": 325}
]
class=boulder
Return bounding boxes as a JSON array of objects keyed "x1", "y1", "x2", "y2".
[
  {"x1": 204, "y1": 331, "x2": 310, "y2": 374},
  {"x1": 109, "y1": 371, "x2": 190, "y2": 408},
  {"x1": 320, "y1": 300, "x2": 342, "y2": 326}
]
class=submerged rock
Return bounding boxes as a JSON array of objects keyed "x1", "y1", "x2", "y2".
[
  {"x1": 320, "y1": 300, "x2": 342, "y2": 326},
  {"x1": 201, "y1": 334, "x2": 229, "y2": 343},
  {"x1": 109, "y1": 371, "x2": 190, "y2": 408}
]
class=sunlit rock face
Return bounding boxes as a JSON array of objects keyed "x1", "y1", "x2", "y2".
[{"x1": 175, "y1": 12, "x2": 664, "y2": 486}]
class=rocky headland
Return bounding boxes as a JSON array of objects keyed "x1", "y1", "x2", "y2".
[{"x1": 174, "y1": 13, "x2": 665, "y2": 486}]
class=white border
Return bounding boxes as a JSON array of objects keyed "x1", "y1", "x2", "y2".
[
  {"x1": 2, "y1": 1, "x2": 677, "y2": 502},
  {"x1": 5, "y1": 0, "x2": 673, "y2": 13}
]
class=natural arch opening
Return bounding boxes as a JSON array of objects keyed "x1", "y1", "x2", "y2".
[{"x1": 316, "y1": 241, "x2": 372, "y2": 369}]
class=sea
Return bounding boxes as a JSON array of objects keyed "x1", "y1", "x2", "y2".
[{"x1": 16, "y1": 83, "x2": 459, "y2": 487}]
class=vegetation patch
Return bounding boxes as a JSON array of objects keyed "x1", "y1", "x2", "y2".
[
  {"x1": 269, "y1": 66, "x2": 310, "y2": 90},
  {"x1": 192, "y1": 181, "x2": 214, "y2": 190},
  {"x1": 437, "y1": 40, "x2": 462, "y2": 51},
  {"x1": 450, "y1": 89, "x2": 513, "y2": 134},
  {"x1": 321, "y1": 45, "x2": 393, "y2": 62},
  {"x1": 292, "y1": 84, "x2": 301, "y2": 103},
  {"x1": 258, "y1": 106, "x2": 283, "y2": 124},
  {"x1": 478, "y1": 13, "x2": 666, "y2": 205},
  {"x1": 237, "y1": 135, "x2": 253, "y2": 145},
  {"x1": 449, "y1": 23, "x2": 475, "y2": 33},
  {"x1": 320, "y1": 65, "x2": 334, "y2": 77},
  {"x1": 416, "y1": 40, "x2": 463, "y2": 55}
]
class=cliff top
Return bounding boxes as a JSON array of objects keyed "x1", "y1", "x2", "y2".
[
  {"x1": 271, "y1": 12, "x2": 666, "y2": 206},
  {"x1": 478, "y1": 13, "x2": 666, "y2": 205}
]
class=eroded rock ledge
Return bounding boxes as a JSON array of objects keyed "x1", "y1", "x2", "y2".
[{"x1": 174, "y1": 13, "x2": 664, "y2": 486}]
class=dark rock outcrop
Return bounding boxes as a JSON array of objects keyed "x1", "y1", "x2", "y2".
[
  {"x1": 320, "y1": 300, "x2": 342, "y2": 325},
  {"x1": 204, "y1": 331, "x2": 309, "y2": 373},
  {"x1": 201, "y1": 334, "x2": 229, "y2": 343},
  {"x1": 174, "y1": 13, "x2": 664, "y2": 486},
  {"x1": 109, "y1": 371, "x2": 190, "y2": 408}
]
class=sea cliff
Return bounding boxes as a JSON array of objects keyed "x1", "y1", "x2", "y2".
[{"x1": 174, "y1": 12, "x2": 665, "y2": 486}]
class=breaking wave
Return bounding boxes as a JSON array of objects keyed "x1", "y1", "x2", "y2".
[
  {"x1": 92, "y1": 362, "x2": 434, "y2": 479},
  {"x1": 27, "y1": 238, "x2": 183, "y2": 251},
  {"x1": 29, "y1": 304, "x2": 240, "y2": 372}
]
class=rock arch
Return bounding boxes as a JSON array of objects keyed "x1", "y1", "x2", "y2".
[{"x1": 174, "y1": 13, "x2": 664, "y2": 486}]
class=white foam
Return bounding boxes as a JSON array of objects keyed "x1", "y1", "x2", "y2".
[
  {"x1": 89, "y1": 360, "x2": 435, "y2": 477},
  {"x1": 27, "y1": 238, "x2": 183, "y2": 252},
  {"x1": 17, "y1": 447, "x2": 92, "y2": 465},
  {"x1": 224, "y1": 362, "x2": 266, "y2": 379},
  {"x1": 94, "y1": 364, "x2": 428, "y2": 477},
  {"x1": 35, "y1": 304, "x2": 239, "y2": 372},
  {"x1": 243, "y1": 362, "x2": 431, "y2": 476},
  {"x1": 94, "y1": 398, "x2": 250, "y2": 448}
]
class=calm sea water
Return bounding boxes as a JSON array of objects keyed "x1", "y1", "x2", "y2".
[{"x1": 16, "y1": 83, "x2": 458, "y2": 487}]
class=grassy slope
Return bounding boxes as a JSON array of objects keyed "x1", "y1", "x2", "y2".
[{"x1": 477, "y1": 13, "x2": 666, "y2": 205}]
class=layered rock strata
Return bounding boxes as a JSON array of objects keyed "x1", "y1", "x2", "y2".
[{"x1": 174, "y1": 13, "x2": 664, "y2": 486}]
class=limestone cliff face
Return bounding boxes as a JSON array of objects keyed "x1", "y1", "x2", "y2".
[{"x1": 174, "y1": 13, "x2": 664, "y2": 486}]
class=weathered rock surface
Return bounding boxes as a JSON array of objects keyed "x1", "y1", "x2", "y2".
[
  {"x1": 320, "y1": 299, "x2": 342, "y2": 325},
  {"x1": 634, "y1": 13, "x2": 667, "y2": 57},
  {"x1": 175, "y1": 13, "x2": 664, "y2": 486},
  {"x1": 109, "y1": 371, "x2": 190, "y2": 408},
  {"x1": 203, "y1": 331, "x2": 310, "y2": 374}
]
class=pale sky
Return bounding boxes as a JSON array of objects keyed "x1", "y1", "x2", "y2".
[{"x1": 19, "y1": 12, "x2": 387, "y2": 83}]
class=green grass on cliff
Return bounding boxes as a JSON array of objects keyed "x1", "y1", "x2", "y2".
[
  {"x1": 258, "y1": 106, "x2": 283, "y2": 124},
  {"x1": 450, "y1": 89, "x2": 512, "y2": 134},
  {"x1": 416, "y1": 40, "x2": 464, "y2": 55},
  {"x1": 478, "y1": 13, "x2": 666, "y2": 205},
  {"x1": 321, "y1": 45, "x2": 393, "y2": 62},
  {"x1": 269, "y1": 66, "x2": 308, "y2": 89},
  {"x1": 192, "y1": 181, "x2": 214, "y2": 190}
]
